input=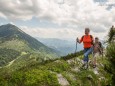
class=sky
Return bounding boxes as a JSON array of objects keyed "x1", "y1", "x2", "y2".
[{"x1": 0, "y1": 0, "x2": 115, "y2": 40}]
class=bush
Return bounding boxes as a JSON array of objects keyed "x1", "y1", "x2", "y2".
[
  {"x1": 106, "y1": 26, "x2": 115, "y2": 85},
  {"x1": 10, "y1": 71, "x2": 24, "y2": 86},
  {"x1": 106, "y1": 43, "x2": 115, "y2": 85},
  {"x1": 0, "y1": 77, "x2": 8, "y2": 86},
  {"x1": 43, "y1": 60, "x2": 70, "y2": 73},
  {"x1": 0, "y1": 48, "x2": 20, "y2": 66},
  {"x1": 24, "y1": 69, "x2": 59, "y2": 86},
  {"x1": 106, "y1": 43, "x2": 115, "y2": 59},
  {"x1": 3, "y1": 69, "x2": 60, "y2": 86}
]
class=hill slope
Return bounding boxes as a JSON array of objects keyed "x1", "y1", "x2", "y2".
[
  {"x1": 0, "y1": 24, "x2": 59, "y2": 66},
  {"x1": 0, "y1": 24, "x2": 59, "y2": 53},
  {"x1": 0, "y1": 51, "x2": 112, "y2": 86},
  {"x1": 0, "y1": 24, "x2": 114, "y2": 86}
]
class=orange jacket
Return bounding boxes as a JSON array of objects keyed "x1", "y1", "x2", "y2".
[{"x1": 80, "y1": 35, "x2": 93, "y2": 48}]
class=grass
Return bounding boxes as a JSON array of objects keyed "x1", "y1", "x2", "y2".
[
  {"x1": 0, "y1": 49, "x2": 113, "y2": 86},
  {"x1": 0, "y1": 39, "x2": 32, "y2": 52}
]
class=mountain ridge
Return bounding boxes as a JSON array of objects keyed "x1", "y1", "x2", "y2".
[
  {"x1": 37, "y1": 37, "x2": 83, "y2": 55},
  {"x1": 0, "y1": 24, "x2": 60, "y2": 67},
  {"x1": 0, "y1": 24, "x2": 60, "y2": 54}
]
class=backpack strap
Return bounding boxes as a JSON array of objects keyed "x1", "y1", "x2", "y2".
[
  {"x1": 90, "y1": 35, "x2": 94, "y2": 45},
  {"x1": 97, "y1": 42, "x2": 103, "y2": 54},
  {"x1": 90, "y1": 35, "x2": 93, "y2": 39},
  {"x1": 81, "y1": 35, "x2": 84, "y2": 41},
  {"x1": 98, "y1": 42, "x2": 102, "y2": 48}
]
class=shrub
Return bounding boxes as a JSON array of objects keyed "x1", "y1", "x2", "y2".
[
  {"x1": 24, "y1": 69, "x2": 59, "y2": 86},
  {"x1": 8, "y1": 69, "x2": 60, "y2": 86}
]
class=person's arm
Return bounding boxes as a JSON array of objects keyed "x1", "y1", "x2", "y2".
[
  {"x1": 77, "y1": 36, "x2": 83, "y2": 44},
  {"x1": 90, "y1": 35, "x2": 94, "y2": 45},
  {"x1": 76, "y1": 38, "x2": 80, "y2": 43}
]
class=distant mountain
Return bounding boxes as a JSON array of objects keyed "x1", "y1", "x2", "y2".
[
  {"x1": 36, "y1": 38, "x2": 83, "y2": 56},
  {"x1": 0, "y1": 24, "x2": 59, "y2": 53},
  {"x1": 0, "y1": 24, "x2": 59, "y2": 66}
]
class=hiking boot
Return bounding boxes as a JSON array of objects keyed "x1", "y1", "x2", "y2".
[
  {"x1": 81, "y1": 62, "x2": 88, "y2": 69},
  {"x1": 84, "y1": 63, "x2": 88, "y2": 69},
  {"x1": 82, "y1": 64, "x2": 85, "y2": 67},
  {"x1": 93, "y1": 65, "x2": 96, "y2": 68}
]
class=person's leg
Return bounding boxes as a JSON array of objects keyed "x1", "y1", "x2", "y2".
[
  {"x1": 93, "y1": 53, "x2": 96, "y2": 68},
  {"x1": 83, "y1": 47, "x2": 93, "y2": 69},
  {"x1": 82, "y1": 48, "x2": 90, "y2": 69},
  {"x1": 93, "y1": 58, "x2": 96, "y2": 68},
  {"x1": 81, "y1": 48, "x2": 87, "y2": 68},
  {"x1": 93, "y1": 52, "x2": 99, "y2": 68},
  {"x1": 94, "y1": 58, "x2": 96, "y2": 65},
  {"x1": 84, "y1": 47, "x2": 93, "y2": 62},
  {"x1": 83, "y1": 48, "x2": 88, "y2": 62}
]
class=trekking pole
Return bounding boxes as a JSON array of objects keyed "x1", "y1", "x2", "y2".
[
  {"x1": 74, "y1": 38, "x2": 78, "y2": 65},
  {"x1": 75, "y1": 38, "x2": 77, "y2": 53},
  {"x1": 92, "y1": 51, "x2": 94, "y2": 66},
  {"x1": 102, "y1": 48, "x2": 104, "y2": 60}
]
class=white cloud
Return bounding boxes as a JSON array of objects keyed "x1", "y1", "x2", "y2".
[
  {"x1": 20, "y1": 26, "x2": 108, "y2": 40},
  {"x1": 0, "y1": 12, "x2": 7, "y2": 19},
  {"x1": 0, "y1": 0, "x2": 115, "y2": 40},
  {"x1": 0, "y1": 0, "x2": 113, "y2": 23},
  {"x1": 20, "y1": 26, "x2": 83, "y2": 40},
  {"x1": 9, "y1": 22, "x2": 15, "y2": 25}
]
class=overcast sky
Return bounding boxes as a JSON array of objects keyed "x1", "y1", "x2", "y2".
[{"x1": 0, "y1": 0, "x2": 115, "y2": 40}]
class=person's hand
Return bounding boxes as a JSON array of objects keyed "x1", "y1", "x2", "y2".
[{"x1": 76, "y1": 37, "x2": 79, "y2": 42}]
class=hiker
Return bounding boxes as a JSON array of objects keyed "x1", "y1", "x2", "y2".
[
  {"x1": 92, "y1": 37, "x2": 103, "y2": 68},
  {"x1": 77, "y1": 28, "x2": 94, "y2": 69}
]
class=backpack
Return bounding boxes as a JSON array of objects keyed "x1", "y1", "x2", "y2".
[
  {"x1": 94, "y1": 41, "x2": 103, "y2": 55},
  {"x1": 98, "y1": 41, "x2": 103, "y2": 54},
  {"x1": 98, "y1": 42, "x2": 102, "y2": 48}
]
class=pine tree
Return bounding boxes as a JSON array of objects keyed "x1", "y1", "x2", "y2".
[
  {"x1": 106, "y1": 25, "x2": 115, "y2": 85},
  {"x1": 108, "y1": 25, "x2": 115, "y2": 43}
]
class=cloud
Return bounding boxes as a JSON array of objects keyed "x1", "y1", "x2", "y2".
[
  {"x1": 20, "y1": 25, "x2": 108, "y2": 40},
  {"x1": 0, "y1": 12, "x2": 7, "y2": 19},
  {"x1": 20, "y1": 26, "x2": 83, "y2": 40},
  {"x1": 0, "y1": 0, "x2": 113, "y2": 22},
  {"x1": 0, "y1": 0, "x2": 115, "y2": 40}
]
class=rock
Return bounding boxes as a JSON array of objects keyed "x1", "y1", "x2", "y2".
[
  {"x1": 57, "y1": 74, "x2": 70, "y2": 86},
  {"x1": 99, "y1": 77, "x2": 105, "y2": 80},
  {"x1": 87, "y1": 75, "x2": 93, "y2": 80},
  {"x1": 76, "y1": 58, "x2": 81, "y2": 62},
  {"x1": 93, "y1": 68, "x2": 99, "y2": 75},
  {"x1": 55, "y1": 60, "x2": 60, "y2": 63},
  {"x1": 71, "y1": 67, "x2": 80, "y2": 72}
]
